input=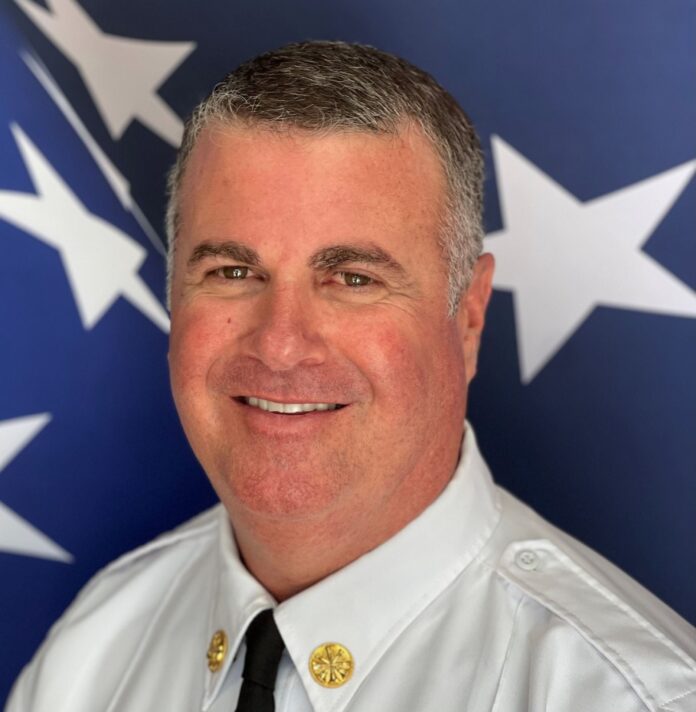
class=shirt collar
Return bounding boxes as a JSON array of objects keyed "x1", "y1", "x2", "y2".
[
  {"x1": 204, "y1": 424, "x2": 500, "y2": 711},
  {"x1": 203, "y1": 503, "x2": 275, "y2": 708}
]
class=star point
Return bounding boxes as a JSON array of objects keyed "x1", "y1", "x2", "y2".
[
  {"x1": 0, "y1": 124, "x2": 169, "y2": 332},
  {"x1": 0, "y1": 414, "x2": 72, "y2": 562},
  {"x1": 485, "y1": 136, "x2": 696, "y2": 383},
  {"x1": 15, "y1": 0, "x2": 194, "y2": 145}
]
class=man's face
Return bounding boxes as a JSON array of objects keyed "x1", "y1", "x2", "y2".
[{"x1": 169, "y1": 124, "x2": 492, "y2": 527}]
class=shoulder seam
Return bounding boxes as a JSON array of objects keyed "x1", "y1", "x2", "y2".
[
  {"x1": 104, "y1": 507, "x2": 220, "y2": 575},
  {"x1": 550, "y1": 545, "x2": 696, "y2": 671},
  {"x1": 558, "y1": 551, "x2": 696, "y2": 672},
  {"x1": 497, "y1": 538, "x2": 696, "y2": 711},
  {"x1": 503, "y1": 571, "x2": 660, "y2": 710},
  {"x1": 658, "y1": 686, "x2": 696, "y2": 711}
]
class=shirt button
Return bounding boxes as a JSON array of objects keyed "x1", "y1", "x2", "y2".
[
  {"x1": 309, "y1": 642, "x2": 354, "y2": 687},
  {"x1": 207, "y1": 630, "x2": 228, "y2": 672},
  {"x1": 515, "y1": 549, "x2": 539, "y2": 571}
]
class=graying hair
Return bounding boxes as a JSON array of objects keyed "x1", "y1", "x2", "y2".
[{"x1": 165, "y1": 40, "x2": 484, "y2": 313}]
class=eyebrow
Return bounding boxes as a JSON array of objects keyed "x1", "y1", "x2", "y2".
[
  {"x1": 308, "y1": 244, "x2": 407, "y2": 277},
  {"x1": 187, "y1": 241, "x2": 261, "y2": 268}
]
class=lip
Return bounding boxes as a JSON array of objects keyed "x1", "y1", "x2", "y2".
[
  {"x1": 234, "y1": 395, "x2": 347, "y2": 410},
  {"x1": 235, "y1": 394, "x2": 347, "y2": 405},
  {"x1": 230, "y1": 395, "x2": 349, "y2": 436}
]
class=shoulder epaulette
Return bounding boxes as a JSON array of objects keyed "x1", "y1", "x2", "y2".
[{"x1": 497, "y1": 538, "x2": 696, "y2": 712}]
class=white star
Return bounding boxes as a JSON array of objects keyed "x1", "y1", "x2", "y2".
[
  {"x1": 0, "y1": 124, "x2": 169, "y2": 332},
  {"x1": 15, "y1": 0, "x2": 194, "y2": 146},
  {"x1": 22, "y1": 50, "x2": 167, "y2": 258},
  {"x1": 0, "y1": 414, "x2": 72, "y2": 562},
  {"x1": 485, "y1": 136, "x2": 696, "y2": 383}
]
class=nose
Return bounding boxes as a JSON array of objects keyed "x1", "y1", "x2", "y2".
[{"x1": 242, "y1": 283, "x2": 328, "y2": 372}]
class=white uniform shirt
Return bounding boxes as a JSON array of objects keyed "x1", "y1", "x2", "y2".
[{"x1": 7, "y1": 428, "x2": 696, "y2": 711}]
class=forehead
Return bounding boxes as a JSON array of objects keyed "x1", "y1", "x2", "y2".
[{"x1": 176, "y1": 122, "x2": 447, "y2": 258}]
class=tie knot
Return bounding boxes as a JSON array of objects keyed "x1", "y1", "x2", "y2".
[{"x1": 242, "y1": 609, "x2": 285, "y2": 690}]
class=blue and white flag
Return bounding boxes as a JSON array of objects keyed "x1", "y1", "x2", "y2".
[{"x1": 1, "y1": 1, "x2": 694, "y2": 702}]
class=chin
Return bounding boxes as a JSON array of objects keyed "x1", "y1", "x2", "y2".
[{"x1": 216, "y1": 460, "x2": 346, "y2": 519}]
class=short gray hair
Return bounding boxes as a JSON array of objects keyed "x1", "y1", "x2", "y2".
[{"x1": 165, "y1": 40, "x2": 484, "y2": 313}]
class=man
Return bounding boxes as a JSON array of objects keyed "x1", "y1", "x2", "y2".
[{"x1": 7, "y1": 41, "x2": 696, "y2": 712}]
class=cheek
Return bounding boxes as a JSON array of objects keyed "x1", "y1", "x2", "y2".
[
  {"x1": 367, "y1": 336, "x2": 426, "y2": 401},
  {"x1": 169, "y1": 306, "x2": 230, "y2": 396},
  {"x1": 344, "y1": 315, "x2": 460, "y2": 413}
]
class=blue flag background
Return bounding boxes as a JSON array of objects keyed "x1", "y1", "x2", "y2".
[{"x1": 1, "y1": 0, "x2": 694, "y2": 703}]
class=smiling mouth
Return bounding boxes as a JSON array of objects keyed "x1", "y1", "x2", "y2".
[{"x1": 236, "y1": 396, "x2": 346, "y2": 414}]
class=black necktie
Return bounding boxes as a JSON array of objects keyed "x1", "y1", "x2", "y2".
[{"x1": 235, "y1": 609, "x2": 285, "y2": 712}]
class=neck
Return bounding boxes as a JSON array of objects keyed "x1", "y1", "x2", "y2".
[{"x1": 225, "y1": 446, "x2": 460, "y2": 601}]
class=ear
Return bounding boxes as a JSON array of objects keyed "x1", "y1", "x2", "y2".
[{"x1": 455, "y1": 253, "x2": 495, "y2": 384}]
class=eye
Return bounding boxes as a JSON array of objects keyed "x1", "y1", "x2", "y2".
[
  {"x1": 337, "y1": 271, "x2": 375, "y2": 287},
  {"x1": 202, "y1": 264, "x2": 265, "y2": 296},
  {"x1": 214, "y1": 266, "x2": 249, "y2": 280}
]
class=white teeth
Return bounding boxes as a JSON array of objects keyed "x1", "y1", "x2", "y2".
[{"x1": 243, "y1": 397, "x2": 339, "y2": 414}]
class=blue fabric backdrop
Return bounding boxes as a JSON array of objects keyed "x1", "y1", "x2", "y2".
[{"x1": 1, "y1": 0, "x2": 694, "y2": 703}]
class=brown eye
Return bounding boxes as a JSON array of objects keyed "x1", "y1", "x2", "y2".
[
  {"x1": 341, "y1": 272, "x2": 373, "y2": 287},
  {"x1": 219, "y1": 266, "x2": 249, "y2": 280}
]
